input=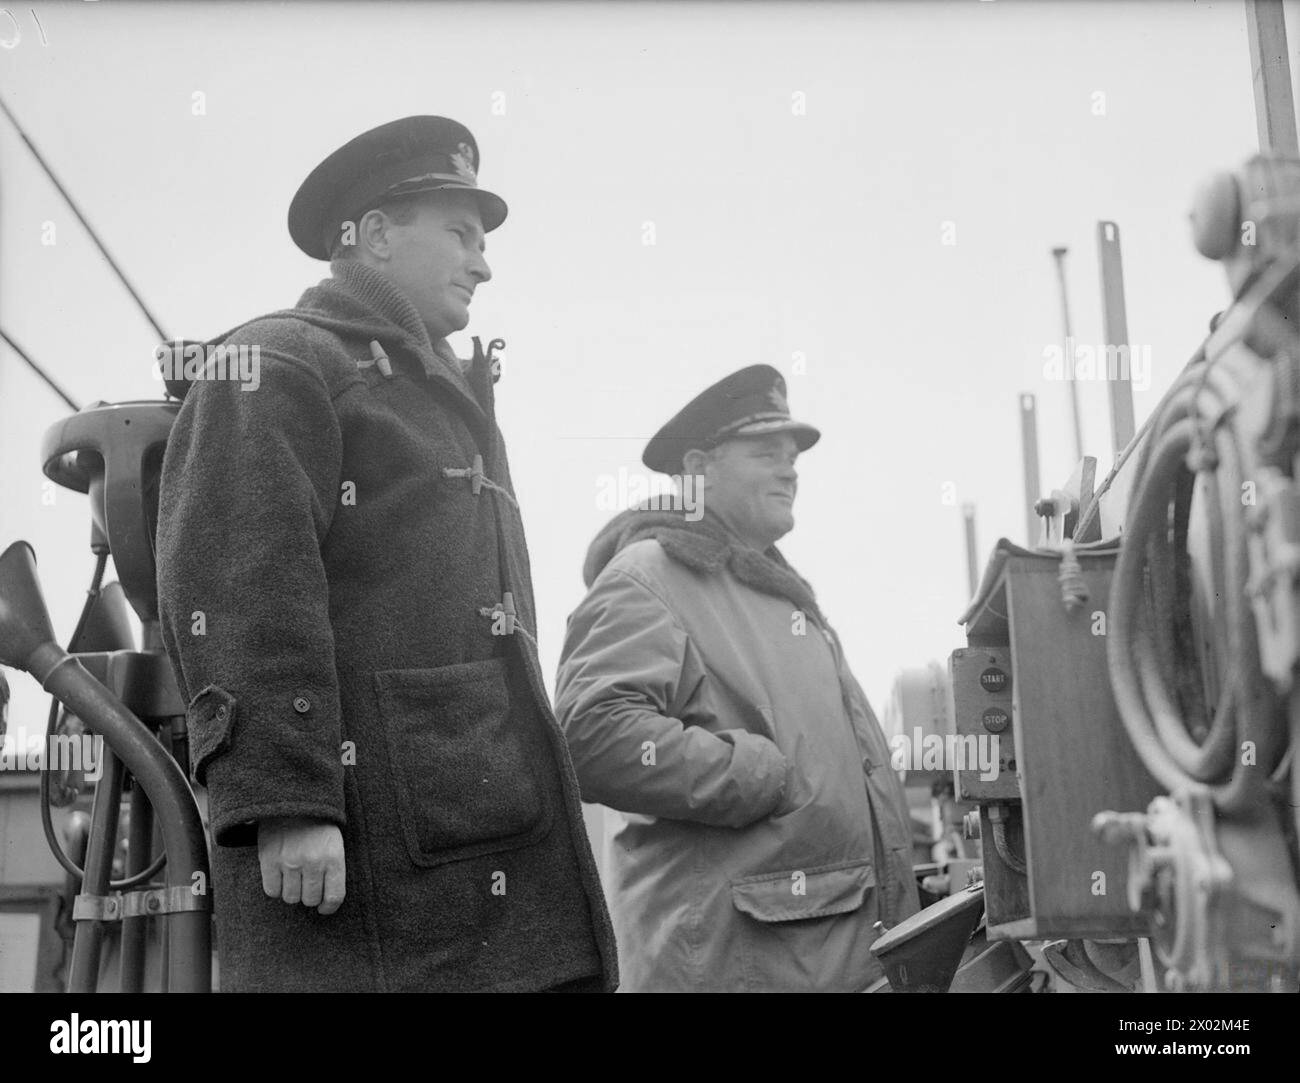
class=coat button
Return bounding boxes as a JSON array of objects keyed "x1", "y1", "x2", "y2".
[
  {"x1": 862, "y1": 756, "x2": 874, "y2": 775},
  {"x1": 292, "y1": 696, "x2": 311, "y2": 714}
]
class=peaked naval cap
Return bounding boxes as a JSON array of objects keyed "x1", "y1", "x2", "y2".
[
  {"x1": 642, "y1": 364, "x2": 821, "y2": 475},
  {"x1": 288, "y1": 115, "x2": 508, "y2": 260}
]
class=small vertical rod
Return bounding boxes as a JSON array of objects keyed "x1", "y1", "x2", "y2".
[
  {"x1": 1051, "y1": 247, "x2": 1085, "y2": 465},
  {"x1": 962, "y1": 503, "x2": 979, "y2": 598},
  {"x1": 1020, "y1": 393, "x2": 1042, "y2": 546},
  {"x1": 67, "y1": 745, "x2": 124, "y2": 993}
]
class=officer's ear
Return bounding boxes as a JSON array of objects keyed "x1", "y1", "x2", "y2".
[
  {"x1": 357, "y1": 207, "x2": 395, "y2": 260},
  {"x1": 682, "y1": 447, "x2": 711, "y2": 478}
]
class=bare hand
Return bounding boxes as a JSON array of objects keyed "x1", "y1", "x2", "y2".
[{"x1": 257, "y1": 817, "x2": 346, "y2": 915}]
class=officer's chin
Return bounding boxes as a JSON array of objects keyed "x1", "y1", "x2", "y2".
[
  {"x1": 435, "y1": 296, "x2": 471, "y2": 332},
  {"x1": 767, "y1": 507, "x2": 795, "y2": 541}
]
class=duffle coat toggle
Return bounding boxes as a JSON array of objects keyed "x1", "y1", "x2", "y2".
[
  {"x1": 443, "y1": 453, "x2": 520, "y2": 510},
  {"x1": 479, "y1": 591, "x2": 538, "y2": 647},
  {"x1": 354, "y1": 339, "x2": 394, "y2": 377}
]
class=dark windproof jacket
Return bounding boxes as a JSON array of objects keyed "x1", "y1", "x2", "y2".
[
  {"x1": 155, "y1": 259, "x2": 617, "y2": 992},
  {"x1": 555, "y1": 509, "x2": 919, "y2": 992}
]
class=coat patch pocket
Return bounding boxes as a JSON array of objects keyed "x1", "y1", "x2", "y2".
[
  {"x1": 729, "y1": 858, "x2": 881, "y2": 990},
  {"x1": 730, "y1": 858, "x2": 876, "y2": 922},
  {"x1": 374, "y1": 659, "x2": 549, "y2": 866}
]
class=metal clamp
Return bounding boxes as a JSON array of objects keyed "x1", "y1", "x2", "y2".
[
  {"x1": 74, "y1": 885, "x2": 210, "y2": 922},
  {"x1": 485, "y1": 337, "x2": 506, "y2": 382}
]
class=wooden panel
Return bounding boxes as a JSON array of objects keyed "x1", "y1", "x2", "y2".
[
  {"x1": 1005, "y1": 554, "x2": 1161, "y2": 938},
  {"x1": 980, "y1": 804, "x2": 1031, "y2": 934}
]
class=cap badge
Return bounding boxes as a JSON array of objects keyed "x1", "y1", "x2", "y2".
[
  {"x1": 450, "y1": 142, "x2": 477, "y2": 182},
  {"x1": 766, "y1": 385, "x2": 789, "y2": 413}
]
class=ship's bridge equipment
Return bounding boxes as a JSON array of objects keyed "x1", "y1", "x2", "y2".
[
  {"x1": 954, "y1": 538, "x2": 1164, "y2": 950},
  {"x1": 0, "y1": 399, "x2": 210, "y2": 993},
  {"x1": 934, "y1": 154, "x2": 1300, "y2": 994},
  {"x1": 1084, "y1": 154, "x2": 1300, "y2": 992}
]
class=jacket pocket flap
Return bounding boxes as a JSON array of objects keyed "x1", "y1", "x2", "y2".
[
  {"x1": 730, "y1": 859, "x2": 876, "y2": 923},
  {"x1": 186, "y1": 684, "x2": 237, "y2": 785}
]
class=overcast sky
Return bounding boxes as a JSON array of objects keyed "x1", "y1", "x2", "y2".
[{"x1": 0, "y1": 0, "x2": 1282, "y2": 734}]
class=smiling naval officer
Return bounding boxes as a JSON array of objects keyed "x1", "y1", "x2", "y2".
[{"x1": 554, "y1": 364, "x2": 918, "y2": 992}]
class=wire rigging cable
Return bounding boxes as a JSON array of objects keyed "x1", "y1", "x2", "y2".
[{"x1": 0, "y1": 92, "x2": 169, "y2": 343}]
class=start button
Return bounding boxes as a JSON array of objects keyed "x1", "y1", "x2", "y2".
[{"x1": 979, "y1": 666, "x2": 1009, "y2": 694}]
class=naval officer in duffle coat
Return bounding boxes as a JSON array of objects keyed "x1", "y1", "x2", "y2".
[{"x1": 155, "y1": 116, "x2": 617, "y2": 992}]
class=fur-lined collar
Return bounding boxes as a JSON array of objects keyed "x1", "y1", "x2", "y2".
[{"x1": 583, "y1": 507, "x2": 826, "y2": 625}]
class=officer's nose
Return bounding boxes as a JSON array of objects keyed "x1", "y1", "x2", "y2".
[{"x1": 469, "y1": 248, "x2": 492, "y2": 285}]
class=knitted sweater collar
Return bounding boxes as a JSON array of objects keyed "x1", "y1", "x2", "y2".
[{"x1": 327, "y1": 259, "x2": 470, "y2": 383}]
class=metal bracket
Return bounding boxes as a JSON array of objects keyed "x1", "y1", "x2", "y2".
[
  {"x1": 1094, "y1": 793, "x2": 1232, "y2": 989},
  {"x1": 73, "y1": 885, "x2": 209, "y2": 922},
  {"x1": 1034, "y1": 489, "x2": 1075, "y2": 547}
]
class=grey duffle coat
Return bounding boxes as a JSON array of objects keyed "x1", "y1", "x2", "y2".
[{"x1": 156, "y1": 259, "x2": 617, "y2": 992}]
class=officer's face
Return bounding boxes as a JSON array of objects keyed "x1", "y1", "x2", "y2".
[
  {"x1": 697, "y1": 432, "x2": 799, "y2": 548},
  {"x1": 382, "y1": 191, "x2": 492, "y2": 340}
]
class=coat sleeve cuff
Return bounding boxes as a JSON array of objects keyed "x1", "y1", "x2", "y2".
[
  {"x1": 186, "y1": 683, "x2": 346, "y2": 848},
  {"x1": 209, "y1": 802, "x2": 348, "y2": 848}
]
